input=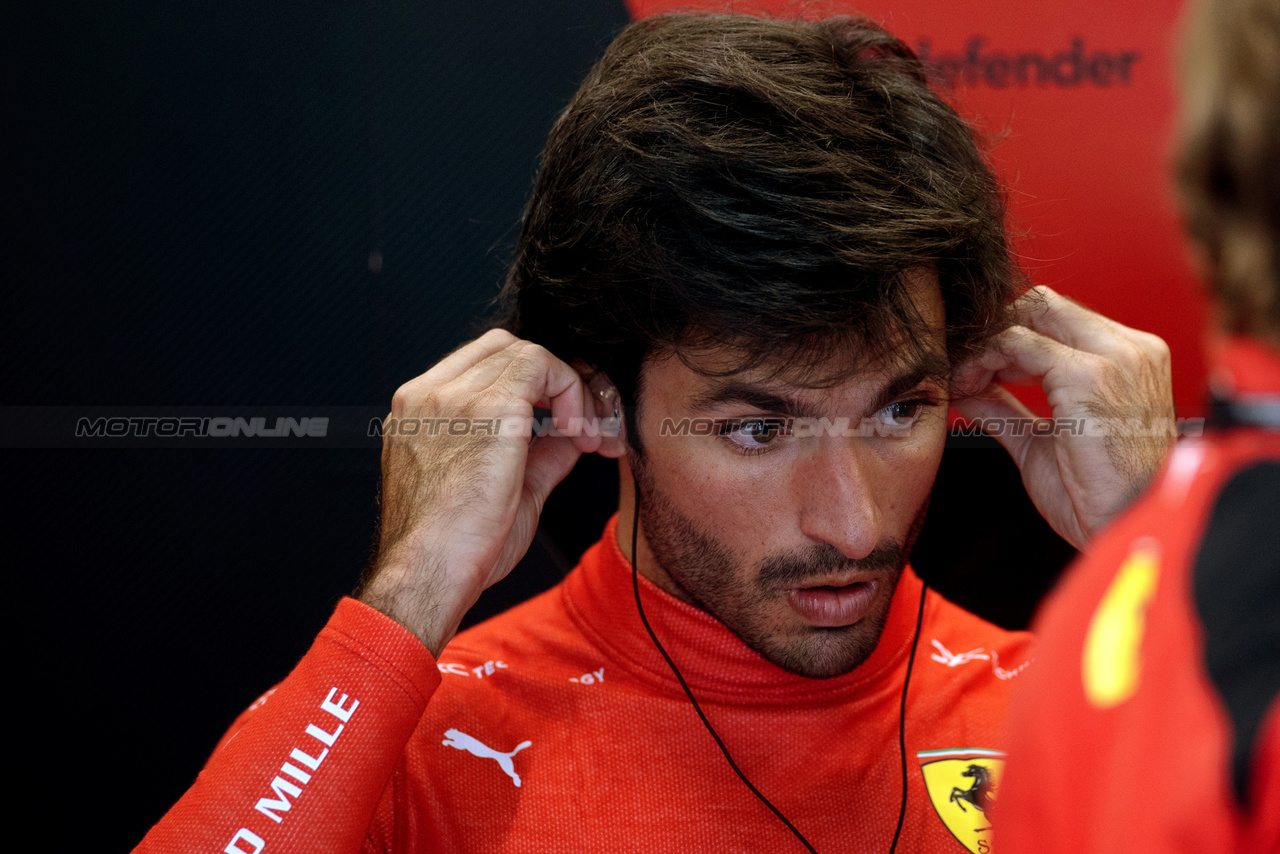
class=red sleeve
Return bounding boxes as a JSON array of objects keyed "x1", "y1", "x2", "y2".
[
  {"x1": 1244, "y1": 696, "x2": 1280, "y2": 853},
  {"x1": 134, "y1": 598, "x2": 441, "y2": 854}
]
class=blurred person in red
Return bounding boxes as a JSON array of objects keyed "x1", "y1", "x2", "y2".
[{"x1": 999, "y1": 0, "x2": 1280, "y2": 850}]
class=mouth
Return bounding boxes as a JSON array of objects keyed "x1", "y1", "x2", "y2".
[{"x1": 784, "y1": 579, "x2": 880, "y2": 628}]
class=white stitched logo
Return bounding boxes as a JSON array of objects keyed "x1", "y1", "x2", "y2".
[
  {"x1": 442, "y1": 729, "x2": 532, "y2": 787},
  {"x1": 930, "y1": 639, "x2": 1032, "y2": 681},
  {"x1": 930, "y1": 639, "x2": 990, "y2": 667}
]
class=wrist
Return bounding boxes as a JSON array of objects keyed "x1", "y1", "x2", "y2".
[{"x1": 358, "y1": 561, "x2": 473, "y2": 658}]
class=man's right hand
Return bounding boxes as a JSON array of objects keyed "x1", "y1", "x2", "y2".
[{"x1": 358, "y1": 329, "x2": 623, "y2": 657}]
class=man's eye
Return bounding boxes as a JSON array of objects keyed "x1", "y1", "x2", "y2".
[
  {"x1": 876, "y1": 400, "x2": 932, "y2": 430},
  {"x1": 887, "y1": 401, "x2": 923, "y2": 423},
  {"x1": 718, "y1": 418, "x2": 790, "y2": 454}
]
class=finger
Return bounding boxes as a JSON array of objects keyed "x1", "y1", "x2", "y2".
[
  {"x1": 435, "y1": 341, "x2": 582, "y2": 418},
  {"x1": 484, "y1": 434, "x2": 585, "y2": 588},
  {"x1": 523, "y1": 434, "x2": 584, "y2": 513},
  {"x1": 959, "y1": 325, "x2": 1089, "y2": 391},
  {"x1": 951, "y1": 355, "x2": 996, "y2": 398},
  {"x1": 390, "y1": 331, "x2": 524, "y2": 415},
  {"x1": 951, "y1": 382, "x2": 1041, "y2": 468},
  {"x1": 479, "y1": 343, "x2": 591, "y2": 440},
  {"x1": 422, "y1": 328, "x2": 521, "y2": 386},
  {"x1": 443, "y1": 339, "x2": 541, "y2": 396},
  {"x1": 533, "y1": 372, "x2": 602, "y2": 454},
  {"x1": 545, "y1": 362, "x2": 595, "y2": 449},
  {"x1": 1013, "y1": 286, "x2": 1136, "y2": 357},
  {"x1": 571, "y1": 378, "x2": 604, "y2": 455}
]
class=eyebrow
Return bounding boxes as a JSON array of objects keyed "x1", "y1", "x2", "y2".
[
  {"x1": 870, "y1": 351, "x2": 952, "y2": 411},
  {"x1": 685, "y1": 351, "x2": 951, "y2": 419}
]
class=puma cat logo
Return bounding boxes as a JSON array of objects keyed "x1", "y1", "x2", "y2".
[{"x1": 442, "y1": 728, "x2": 532, "y2": 787}]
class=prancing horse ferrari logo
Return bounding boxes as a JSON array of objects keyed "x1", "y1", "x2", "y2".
[
  {"x1": 949, "y1": 764, "x2": 992, "y2": 813},
  {"x1": 918, "y1": 748, "x2": 1005, "y2": 853}
]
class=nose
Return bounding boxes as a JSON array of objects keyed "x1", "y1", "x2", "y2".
[{"x1": 794, "y1": 438, "x2": 882, "y2": 560}]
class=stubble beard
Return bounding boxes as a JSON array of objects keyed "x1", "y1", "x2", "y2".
[{"x1": 632, "y1": 455, "x2": 929, "y2": 680}]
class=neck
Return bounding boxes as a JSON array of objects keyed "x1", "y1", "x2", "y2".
[{"x1": 615, "y1": 454, "x2": 698, "y2": 606}]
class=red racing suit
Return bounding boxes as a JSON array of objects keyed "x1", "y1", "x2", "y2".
[{"x1": 137, "y1": 515, "x2": 1033, "y2": 854}]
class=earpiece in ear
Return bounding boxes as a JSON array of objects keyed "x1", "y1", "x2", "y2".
[{"x1": 588, "y1": 372, "x2": 622, "y2": 438}]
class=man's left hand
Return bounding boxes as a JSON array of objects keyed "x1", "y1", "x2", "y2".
[{"x1": 952, "y1": 286, "x2": 1177, "y2": 550}]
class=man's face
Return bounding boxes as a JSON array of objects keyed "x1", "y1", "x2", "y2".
[{"x1": 625, "y1": 275, "x2": 949, "y2": 679}]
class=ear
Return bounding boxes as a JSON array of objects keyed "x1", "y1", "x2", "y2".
[{"x1": 584, "y1": 368, "x2": 627, "y2": 458}]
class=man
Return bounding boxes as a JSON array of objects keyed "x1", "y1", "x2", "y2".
[
  {"x1": 999, "y1": 0, "x2": 1279, "y2": 850},
  {"x1": 136, "y1": 14, "x2": 1172, "y2": 854}
]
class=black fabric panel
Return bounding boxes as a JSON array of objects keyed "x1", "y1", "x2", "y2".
[
  {"x1": 1193, "y1": 461, "x2": 1280, "y2": 806},
  {"x1": 7, "y1": 2, "x2": 632, "y2": 851}
]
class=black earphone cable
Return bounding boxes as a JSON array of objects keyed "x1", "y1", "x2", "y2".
[
  {"x1": 629, "y1": 485, "x2": 819, "y2": 853},
  {"x1": 888, "y1": 573, "x2": 928, "y2": 854},
  {"x1": 628, "y1": 480, "x2": 925, "y2": 854}
]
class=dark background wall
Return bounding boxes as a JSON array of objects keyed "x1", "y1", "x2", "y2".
[
  {"x1": 7, "y1": 3, "x2": 635, "y2": 850},
  {"x1": 7, "y1": 1, "x2": 1190, "y2": 851}
]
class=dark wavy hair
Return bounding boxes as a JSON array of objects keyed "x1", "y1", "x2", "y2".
[
  {"x1": 1176, "y1": 0, "x2": 1280, "y2": 345},
  {"x1": 499, "y1": 13, "x2": 1017, "y2": 440}
]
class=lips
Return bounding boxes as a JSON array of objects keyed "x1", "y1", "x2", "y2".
[{"x1": 785, "y1": 580, "x2": 879, "y2": 627}]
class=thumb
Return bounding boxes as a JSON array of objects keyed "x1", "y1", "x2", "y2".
[
  {"x1": 523, "y1": 435, "x2": 583, "y2": 513},
  {"x1": 951, "y1": 382, "x2": 1039, "y2": 470}
]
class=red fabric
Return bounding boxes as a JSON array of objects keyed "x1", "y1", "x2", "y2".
[
  {"x1": 999, "y1": 346, "x2": 1280, "y2": 853},
  {"x1": 1209, "y1": 337, "x2": 1280, "y2": 397},
  {"x1": 137, "y1": 517, "x2": 1032, "y2": 852},
  {"x1": 135, "y1": 598, "x2": 441, "y2": 854}
]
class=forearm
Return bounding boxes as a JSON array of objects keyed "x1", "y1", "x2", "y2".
[{"x1": 134, "y1": 598, "x2": 440, "y2": 854}]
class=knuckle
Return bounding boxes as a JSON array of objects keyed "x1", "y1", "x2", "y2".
[
  {"x1": 420, "y1": 389, "x2": 446, "y2": 413},
  {"x1": 1000, "y1": 324, "x2": 1036, "y2": 352},
  {"x1": 391, "y1": 383, "x2": 446, "y2": 417},
  {"x1": 501, "y1": 342, "x2": 551, "y2": 380},
  {"x1": 1142, "y1": 333, "x2": 1172, "y2": 366},
  {"x1": 1077, "y1": 351, "x2": 1113, "y2": 380},
  {"x1": 1115, "y1": 337, "x2": 1145, "y2": 366},
  {"x1": 390, "y1": 387, "x2": 412, "y2": 415},
  {"x1": 1002, "y1": 323, "x2": 1031, "y2": 343},
  {"x1": 505, "y1": 354, "x2": 545, "y2": 387},
  {"x1": 514, "y1": 340, "x2": 550, "y2": 361}
]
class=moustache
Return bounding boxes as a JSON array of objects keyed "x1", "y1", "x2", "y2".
[{"x1": 756, "y1": 540, "x2": 906, "y2": 588}]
